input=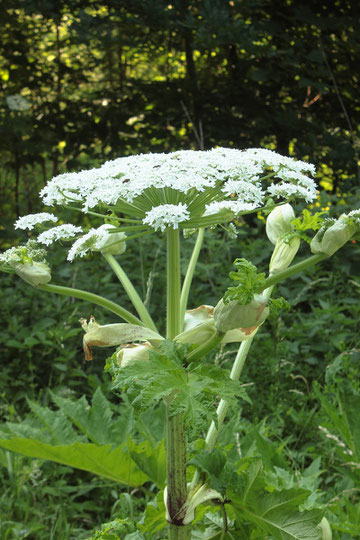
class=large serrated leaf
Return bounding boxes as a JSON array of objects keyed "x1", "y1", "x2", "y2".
[
  {"x1": 230, "y1": 460, "x2": 322, "y2": 539},
  {"x1": 51, "y1": 387, "x2": 121, "y2": 445},
  {"x1": 127, "y1": 438, "x2": 166, "y2": 489},
  {"x1": 26, "y1": 399, "x2": 82, "y2": 444},
  {"x1": 0, "y1": 438, "x2": 147, "y2": 487}
]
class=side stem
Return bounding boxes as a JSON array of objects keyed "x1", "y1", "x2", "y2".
[
  {"x1": 261, "y1": 254, "x2": 327, "y2": 290},
  {"x1": 179, "y1": 228, "x2": 205, "y2": 330},
  {"x1": 103, "y1": 253, "x2": 158, "y2": 332},
  {"x1": 38, "y1": 283, "x2": 143, "y2": 325}
]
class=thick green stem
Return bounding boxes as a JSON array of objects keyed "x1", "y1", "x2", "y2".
[
  {"x1": 179, "y1": 228, "x2": 205, "y2": 330},
  {"x1": 165, "y1": 229, "x2": 190, "y2": 539},
  {"x1": 38, "y1": 283, "x2": 143, "y2": 325},
  {"x1": 103, "y1": 253, "x2": 158, "y2": 332},
  {"x1": 166, "y1": 410, "x2": 188, "y2": 527},
  {"x1": 261, "y1": 253, "x2": 327, "y2": 291},
  {"x1": 168, "y1": 523, "x2": 192, "y2": 540},
  {"x1": 166, "y1": 229, "x2": 181, "y2": 339}
]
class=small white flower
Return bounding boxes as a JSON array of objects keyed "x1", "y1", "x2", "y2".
[
  {"x1": 143, "y1": 203, "x2": 190, "y2": 231},
  {"x1": 0, "y1": 246, "x2": 21, "y2": 265},
  {"x1": 0, "y1": 240, "x2": 51, "y2": 287},
  {"x1": 267, "y1": 183, "x2": 316, "y2": 203},
  {"x1": 221, "y1": 180, "x2": 265, "y2": 204},
  {"x1": 204, "y1": 200, "x2": 257, "y2": 216},
  {"x1": 15, "y1": 212, "x2": 58, "y2": 230},
  {"x1": 347, "y1": 209, "x2": 360, "y2": 224},
  {"x1": 37, "y1": 224, "x2": 83, "y2": 246}
]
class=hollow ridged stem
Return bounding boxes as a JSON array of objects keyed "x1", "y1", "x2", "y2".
[
  {"x1": 103, "y1": 253, "x2": 158, "y2": 332},
  {"x1": 168, "y1": 524, "x2": 192, "y2": 540},
  {"x1": 38, "y1": 283, "x2": 143, "y2": 325},
  {"x1": 179, "y1": 228, "x2": 205, "y2": 331},
  {"x1": 165, "y1": 229, "x2": 190, "y2": 540}
]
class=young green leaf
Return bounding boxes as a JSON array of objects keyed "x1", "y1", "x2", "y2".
[{"x1": 224, "y1": 259, "x2": 266, "y2": 305}]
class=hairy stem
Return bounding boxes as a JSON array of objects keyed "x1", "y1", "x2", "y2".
[
  {"x1": 38, "y1": 283, "x2": 143, "y2": 325},
  {"x1": 103, "y1": 253, "x2": 158, "y2": 332},
  {"x1": 179, "y1": 228, "x2": 205, "y2": 330}
]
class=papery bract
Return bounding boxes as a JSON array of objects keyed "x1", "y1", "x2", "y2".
[
  {"x1": 175, "y1": 304, "x2": 262, "y2": 345},
  {"x1": 80, "y1": 316, "x2": 163, "y2": 361},
  {"x1": 116, "y1": 342, "x2": 152, "y2": 368},
  {"x1": 269, "y1": 236, "x2": 300, "y2": 274},
  {"x1": 12, "y1": 261, "x2": 51, "y2": 287},
  {"x1": 214, "y1": 295, "x2": 269, "y2": 332}
]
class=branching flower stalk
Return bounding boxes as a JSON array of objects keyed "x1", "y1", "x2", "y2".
[
  {"x1": 179, "y1": 228, "x2": 205, "y2": 330},
  {"x1": 39, "y1": 283, "x2": 144, "y2": 325}
]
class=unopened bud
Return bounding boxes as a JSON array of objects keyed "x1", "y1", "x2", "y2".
[
  {"x1": 269, "y1": 236, "x2": 300, "y2": 274},
  {"x1": 12, "y1": 260, "x2": 51, "y2": 287},
  {"x1": 176, "y1": 304, "x2": 261, "y2": 346},
  {"x1": 311, "y1": 216, "x2": 356, "y2": 256},
  {"x1": 214, "y1": 294, "x2": 269, "y2": 332},
  {"x1": 116, "y1": 342, "x2": 151, "y2": 367},
  {"x1": 95, "y1": 224, "x2": 126, "y2": 255},
  {"x1": 266, "y1": 204, "x2": 295, "y2": 245}
]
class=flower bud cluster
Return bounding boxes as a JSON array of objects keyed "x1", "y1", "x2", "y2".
[
  {"x1": 0, "y1": 240, "x2": 51, "y2": 287},
  {"x1": 310, "y1": 214, "x2": 358, "y2": 256}
]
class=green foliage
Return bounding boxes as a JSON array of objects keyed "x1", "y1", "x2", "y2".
[
  {"x1": 110, "y1": 340, "x2": 250, "y2": 434},
  {"x1": 224, "y1": 258, "x2": 266, "y2": 305},
  {"x1": 127, "y1": 438, "x2": 166, "y2": 489},
  {"x1": 0, "y1": 389, "x2": 148, "y2": 486},
  {"x1": 291, "y1": 210, "x2": 327, "y2": 244},
  {"x1": 1, "y1": 194, "x2": 359, "y2": 535},
  {"x1": 268, "y1": 296, "x2": 291, "y2": 318},
  {"x1": 229, "y1": 459, "x2": 323, "y2": 539},
  {"x1": 85, "y1": 518, "x2": 137, "y2": 540},
  {"x1": 138, "y1": 491, "x2": 167, "y2": 538}
]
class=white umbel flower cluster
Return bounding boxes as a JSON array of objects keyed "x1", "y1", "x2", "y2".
[
  {"x1": 143, "y1": 203, "x2": 190, "y2": 231},
  {"x1": 15, "y1": 212, "x2": 58, "y2": 230},
  {"x1": 37, "y1": 224, "x2": 83, "y2": 246},
  {"x1": 7, "y1": 148, "x2": 318, "y2": 267},
  {"x1": 40, "y1": 148, "x2": 317, "y2": 223}
]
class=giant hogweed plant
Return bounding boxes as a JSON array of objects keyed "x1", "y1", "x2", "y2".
[{"x1": 1, "y1": 148, "x2": 359, "y2": 539}]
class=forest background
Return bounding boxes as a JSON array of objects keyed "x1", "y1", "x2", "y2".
[{"x1": 0, "y1": 1, "x2": 360, "y2": 538}]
